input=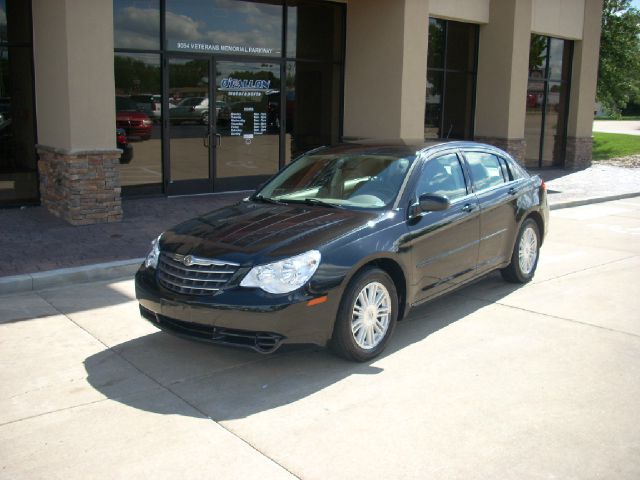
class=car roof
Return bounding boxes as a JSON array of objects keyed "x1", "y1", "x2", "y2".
[{"x1": 320, "y1": 140, "x2": 512, "y2": 159}]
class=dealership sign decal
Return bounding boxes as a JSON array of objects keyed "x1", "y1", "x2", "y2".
[{"x1": 175, "y1": 41, "x2": 273, "y2": 55}]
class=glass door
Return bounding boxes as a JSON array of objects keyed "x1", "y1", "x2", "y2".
[
  {"x1": 166, "y1": 57, "x2": 213, "y2": 195},
  {"x1": 165, "y1": 57, "x2": 282, "y2": 194},
  {"x1": 214, "y1": 60, "x2": 281, "y2": 191}
]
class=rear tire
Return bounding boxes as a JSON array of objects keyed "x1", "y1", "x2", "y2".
[
  {"x1": 501, "y1": 218, "x2": 540, "y2": 283},
  {"x1": 330, "y1": 267, "x2": 398, "y2": 362}
]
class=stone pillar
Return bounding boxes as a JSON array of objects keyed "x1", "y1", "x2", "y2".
[
  {"x1": 474, "y1": 0, "x2": 532, "y2": 164},
  {"x1": 37, "y1": 147, "x2": 122, "y2": 225},
  {"x1": 565, "y1": 0, "x2": 604, "y2": 170},
  {"x1": 32, "y1": 0, "x2": 121, "y2": 224},
  {"x1": 343, "y1": 0, "x2": 429, "y2": 143}
]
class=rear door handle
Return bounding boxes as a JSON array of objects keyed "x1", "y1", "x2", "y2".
[{"x1": 508, "y1": 187, "x2": 517, "y2": 195}]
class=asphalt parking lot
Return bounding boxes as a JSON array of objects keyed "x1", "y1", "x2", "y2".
[{"x1": 1, "y1": 198, "x2": 639, "y2": 479}]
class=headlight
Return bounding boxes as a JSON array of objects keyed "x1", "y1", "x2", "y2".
[
  {"x1": 144, "y1": 234, "x2": 161, "y2": 269},
  {"x1": 240, "y1": 250, "x2": 321, "y2": 294},
  {"x1": 142, "y1": 118, "x2": 153, "y2": 126}
]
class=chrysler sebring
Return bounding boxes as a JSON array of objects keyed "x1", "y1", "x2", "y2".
[{"x1": 135, "y1": 141, "x2": 548, "y2": 361}]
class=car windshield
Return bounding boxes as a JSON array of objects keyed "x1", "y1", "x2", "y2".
[
  {"x1": 256, "y1": 149, "x2": 416, "y2": 209},
  {"x1": 116, "y1": 96, "x2": 137, "y2": 111},
  {"x1": 178, "y1": 97, "x2": 205, "y2": 107}
]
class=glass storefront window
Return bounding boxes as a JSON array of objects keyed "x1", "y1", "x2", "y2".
[
  {"x1": 113, "y1": 0, "x2": 345, "y2": 195},
  {"x1": 425, "y1": 70, "x2": 443, "y2": 139},
  {"x1": 114, "y1": 53, "x2": 162, "y2": 187},
  {"x1": 286, "y1": 61, "x2": 341, "y2": 159},
  {"x1": 427, "y1": 18, "x2": 445, "y2": 69},
  {"x1": 113, "y1": 0, "x2": 160, "y2": 50},
  {"x1": 287, "y1": 0, "x2": 344, "y2": 61},
  {"x1": 525, "y1": 34, "x2": 572, "y2": 168},
  {"x1": 0, "y1": 0, "x2": 37, "y2": 206},
  {"x1": 425, "y1": 18, "x2": 477, "y2": 140},
  {"x1": 166, "y1": 0, "x2": 282, "y2": 56},
  {"x1": 215, "y1": 61, "x2": 281, "y2": 181},
  {"x1": 0, "y1": 0, "x2": 31, "y2": 45}
]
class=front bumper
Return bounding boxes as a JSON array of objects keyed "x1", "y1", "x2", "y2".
[{"x1": 135, "y1": 267, "x2": 339, "y2": 353}]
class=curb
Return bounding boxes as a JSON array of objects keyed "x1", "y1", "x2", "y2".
[
  {"x1": 549, "y1": 191, "x2": 640, "y2": 210},
  {"x1": 0, "y1": 258, "x2": 144, "y2": 296},
  {"x1": 1, "y1": 193, "x2": 639, "y2": 296}
]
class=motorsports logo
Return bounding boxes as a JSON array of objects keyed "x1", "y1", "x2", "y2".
[{"x1": 220, "y1": 77, "x2": 273, "y2": 97}]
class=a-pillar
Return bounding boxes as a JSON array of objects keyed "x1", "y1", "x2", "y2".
[
  {"x1": 32, "y1": 0, "x2": 121, "y2": 225},
  {"x1": 565, "y1": 0, "x2": 604, "y2": 170},
  {"x1": 474, "y1": 0, "x2": 532, "y2": 164},
  {"x1": 343, "y1": 0, "x2": 429, "y2": 143}
]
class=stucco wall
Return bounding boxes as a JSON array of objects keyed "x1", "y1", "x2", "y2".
[
  {"x1": 428, "y1": 0, "x2": 490, "y2": 24},
  {"x1": 32, "y1": 0, "x2": 116, "y2": 152},
  {"x1": 531, "y1": 0, "x2": 585, "y2": 40},
  {"x1": 343, "y1": 0, "x2": 428, "y2": 141}
]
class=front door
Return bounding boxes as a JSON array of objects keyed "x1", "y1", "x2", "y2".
[{"x1": 165, "y1": 57, "x2": 281, "y2": 195}]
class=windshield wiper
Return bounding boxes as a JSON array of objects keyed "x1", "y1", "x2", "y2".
[
  {"x1": 301, "y1": 198, "x2": 343, "y2": 209},
  {"x1": 252, "y1": 194, "x2": 286, "y2": 206}
]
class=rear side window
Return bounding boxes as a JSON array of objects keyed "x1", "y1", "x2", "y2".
[
  {"x1": 465, "y1": 151, "x2": 506, "y2": 191},
  {"x1": 503, "y1": 157, "x2": 527, "y2": 180}
]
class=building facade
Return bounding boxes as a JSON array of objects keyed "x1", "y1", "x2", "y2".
[{"x1": 0, "y1": 0, "x2": 603, "y2": 224}]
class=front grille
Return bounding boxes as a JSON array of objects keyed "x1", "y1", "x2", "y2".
[
  {"x1": 139, "y1": 305, "x2": 284, "y2": 353},
  {"x1": 157, "y1": 252, "x2": 239, "y2": 296}
]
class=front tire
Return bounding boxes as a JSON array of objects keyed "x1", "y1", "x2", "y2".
[
  {"x1": 330, "y1": 267, "x2": 398, "y2": 362},
  {"x1": 501, "y1": 218, "x2": 541, "y2": 283}
]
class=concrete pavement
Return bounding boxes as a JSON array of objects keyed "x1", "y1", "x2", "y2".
[
  {"x1": 1, "y1": 198, "x2": 639, "y2": 479},
  {"x1": 593, "y1": 119, "x2": 640, "y2": 135}
]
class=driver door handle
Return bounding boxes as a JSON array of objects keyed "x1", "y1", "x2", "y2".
[{"x1": 461, "y1": 203, "x2": 476, "y2": 213}]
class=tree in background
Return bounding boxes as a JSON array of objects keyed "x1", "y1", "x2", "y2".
[{"x1": 597, "y1": 0, "x2": 640, "y2": 115}]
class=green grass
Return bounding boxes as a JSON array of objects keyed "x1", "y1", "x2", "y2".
[{"x1": 593, "y1": 131, "x2": 640, "y2": 160}]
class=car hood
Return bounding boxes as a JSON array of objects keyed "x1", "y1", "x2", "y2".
[{"x1": 159, "y1": 200, "x2": 379, "y2": 265}]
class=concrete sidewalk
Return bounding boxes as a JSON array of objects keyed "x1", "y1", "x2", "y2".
[
  {"x1": 1, "y1": 199, "x2": 639, "y2": 479},
  {"x1": 1, "y1": 163, "x2": 639, "y2": 294},
  {"x1": 593, "y1": 119, "x2": 640, "y2": 136}
]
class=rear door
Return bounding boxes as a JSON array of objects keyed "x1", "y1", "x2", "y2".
[{"x1": 461, "y1": 149, "x2": 525, "y2": 273}]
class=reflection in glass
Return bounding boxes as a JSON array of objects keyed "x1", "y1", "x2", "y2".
[
  {"x1": 166, "y1": 0, "x2": 282, "y2": 56},
  {"x1": 425, "y1": 71, "x2": 443, "y2": 138},
  {"x1": 0, "y1": 0, "x2": 31, "y2": 45},
  {"x1": 542, "y1": 81, "x2": 568, "y2": 167},
  {"x1": 286, "y1": 61, "x2": 341, "y2": 159},
  {"x1": 443, "y1": 72, "x2": 475, "y2": 140},
  {"x1": 215, "y1": 61, "x2": 280, "y2": 182},
  {"x1": 525, "y1": 84, "x2": 543, "y2": 164},
  {"x1": 427, "y1": 18, "x2": 445, "y2": 69},
  {"x1": 445, "y1": 21, "x2": 476, "y2": 72},
  {"x1": 113, "y1": 0, "x2": 160, "y2": 50},
  {"x1": 114, "y1": 53, "x2": 162, "y2": 186},
  {"x1": 425, "y1": 18, "x2": 477, "y2": 140},
  {"x1": 525, "y1": 35, "x2": 572, "y2": 168},
  {"x1": 548, "y1": 38, "x2": 570, "y2": 81},
  {"x1": 287, "y1": 1, "x2": 344, "y2": 61},
  {"x1": 168, "y1": 58, "x2": 210, "y2": 181},
  {"x1": 0, "y1": 46, "x2": 38, "y2": 204},
  {"x1": 528, "y1": 34, "x2": 548, "y2": 78}
]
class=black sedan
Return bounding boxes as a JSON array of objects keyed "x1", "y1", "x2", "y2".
[{"x1": 135, "y1": 141, "x2": 548, "y2": 361}]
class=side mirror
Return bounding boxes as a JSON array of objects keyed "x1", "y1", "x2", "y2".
[{"x1": 409, "y1": 193, "x2": 451, "y2": 219}]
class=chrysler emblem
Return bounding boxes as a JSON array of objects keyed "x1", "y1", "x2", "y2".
[{"x1": 183, "y1": 255, "x2": 194, "y2": 266}]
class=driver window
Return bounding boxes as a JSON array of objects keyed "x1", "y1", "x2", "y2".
[{"x1": 415, "y1": 153, "x2": 467, "y2": 201}]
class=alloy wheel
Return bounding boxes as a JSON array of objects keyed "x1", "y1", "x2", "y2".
[{"x1": 351, "y1": 281, "x2": 392, "y2": 350}]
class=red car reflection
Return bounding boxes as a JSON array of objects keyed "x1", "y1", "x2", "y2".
[{"x1": 116, "y1": 96, "x2": 153, "y2": 140}]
